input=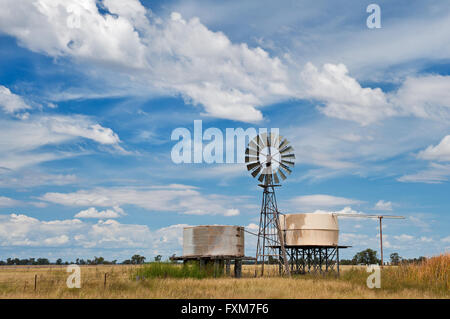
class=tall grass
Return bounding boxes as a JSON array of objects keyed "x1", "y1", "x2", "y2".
[
  {"x1": 133, "y1": 262, "x2": 222, "y2": 279},
  {"x1": 340, "y1": 253, "x2": 449, "y2": 295}
]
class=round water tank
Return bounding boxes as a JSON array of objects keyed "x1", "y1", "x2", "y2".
[
  {"x1": 183, "y1": 225, "x2": 244, "y2": 257},
  {"x1": 280, "y1": 213, "x2": 339, "y2": 246}
]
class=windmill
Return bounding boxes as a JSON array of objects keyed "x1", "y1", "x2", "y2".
[{"x1": 245, "y1": 131, "x2": 295, "y2": 276}]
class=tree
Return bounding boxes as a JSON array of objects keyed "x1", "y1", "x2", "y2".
[
  {"x1": 56, "y1": 258, "x2": 63, "y2": 265},
  {"x1": 37, "y1": 258, "x2": 50, "y2": 265},
  {"x1": 131, "y1": 254, "x2": 146, "y2": 264},
  {"x1": 154, "y1": 255, "x2": 162, "y2": 262},
  {"x1": 390, "y1": 252, "x2": 401, "y2": 265},
  {"x1": 352, "y1": 249, "x2": 379, "y2": 265}
]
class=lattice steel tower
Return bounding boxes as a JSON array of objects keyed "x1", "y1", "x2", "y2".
[{"x1": 245, "y1": 132, "x2": 295, "y2": 276}]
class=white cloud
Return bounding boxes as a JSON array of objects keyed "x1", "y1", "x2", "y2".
[
  {"x1": 289, "y1": 194, "x2": 363, "y2": 211},
  {"x1": 0, "y1": 196, "x2": 21, "y2": 207},
  {"x1": 420, "y1": 236, "x2": 433, "y2": 243},
  {"x1": 441, "y1": 236, "x2": 450, "y2": 243},
  {"x1": 246, "y1": 223, "x2": 259, "y2": 231},
  {"x1": 393, "y1": 75, "x2": 450, "y2": 122},
  {"x1": 418, "y1": 135, "x2": 450, "y2": 162},
  {"x1": 44, "y1": 116, "x2": 120, "y2": 145},
  {"x1": 0, "y1": 0, "x2": 292, "y2": 123},
  {"x1": 0, "y1": 171, "x2": 77, "y2": 188},
  {"x1": 74, "y1": 206, "x2": 124, "y2": 219},
  {"x1": 393, "y1": 234, "x2": 414, "y2": 242},
  {"x1": 300, "y1": 63, "x2": 395, "y2": 126},
  {"x1": 374, "y1": 200, "x2": 393, "y2": 211},
  {"x1": 39, "y1": 185, "x2": 248, "y2": 216},
  {"x1": 311, "y1": 206, "x2": 363, "y2": 215},
  {"x1": 5, "y1": 1, "x2": 449, "y2": 126},
  {"x1": 44, "y1": 235, "x2": 69, "y2": 245},
  {"x1": 0, "y1": 114, "x2": 122, "y2": 170},
  {"x1": 0, "y1": 213, "x2": 187, "y2": 253},
  {"x1": 0, "y1": 85, "x2": 32, "y2": 115},
  {"x1": 398, "y1": 163, "x2": 450, "y2": 184},
  {"x1": 224, "y1": 208, "x2": 240, "y2": 216}
]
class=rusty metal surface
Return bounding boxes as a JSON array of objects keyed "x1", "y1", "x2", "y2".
[
  {"x1": 183, "y1": 225, "x2": 245, "y2": 257},
  {"x1": 279, "y1": 213, "x2": 339, "y2": 246}
]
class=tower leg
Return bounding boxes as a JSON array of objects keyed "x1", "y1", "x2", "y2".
[{"x1": 255, "y1": 185, "x2": 291, "y2": 277}]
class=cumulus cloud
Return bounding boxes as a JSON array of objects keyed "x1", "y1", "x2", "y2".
[
  {"x1": 300, "y1": 63, "x2": 395, "y2": 126},
  {"x1": 0, "y1": 86, "x2": 32, "y2": 115},
  {"x1": 3, "y1": 1, "x2": 448, "y2": 125},
  {"x1": 0, "y1": 213, "x2": 187, "y2": 253},
  {"x1": 74, "y1": 206, "x2": 124, "y2": 219},
  {"x1": 0, "y1": 0, "x2": 292, "y2": 122},
  {"x1": 393, "y1": 75, "x2": 450, "y2": 121},
  {"x1": 374, "y1": 200, "x2": 393, "y2": 211},
  {"x1": 418, "y1": 135, "x2": 450, "y2": 162},
  {"x1": 39, "y1": 185, "x2": 248, "y2": 216}
]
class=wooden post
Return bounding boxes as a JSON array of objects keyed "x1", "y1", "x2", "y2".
[
  {"x1": 234, "y1": 259, "x2": 242, "y2": 278},
  {"x1": 104, "y1": 273, "x2": 107, "y2": 289},
  {"x1": 379, "y1": 217, "x2": 384, "y2": 268},
  {"x1": 34, "y1": 274, "x2": 37, "y2": 291},
  {"x1": 336, "y1": 246, "x2": 340, "y2": 277},
  {"x1": 225, "y1": 260, "x2": 231, "y2": 276}
]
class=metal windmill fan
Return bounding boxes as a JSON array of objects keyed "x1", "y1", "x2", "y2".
[{"x1": 245, "y1": 132, "x2": 295, "y2": 185}]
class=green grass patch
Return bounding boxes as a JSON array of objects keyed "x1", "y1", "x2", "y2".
[{"x1": 133, "y1": 262, "x2": 223, "y2": 279}]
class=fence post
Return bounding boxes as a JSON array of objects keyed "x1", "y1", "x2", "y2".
[
  {"x1": 34, "y1": 274, "x2": 37, "y2": 291},
  {"x1": 104, "y1": 273, "x2": 107, "y2": 289}
]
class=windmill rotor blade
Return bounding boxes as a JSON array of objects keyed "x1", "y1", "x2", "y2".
[
  {"x1": 277, "y1": 168, "x2": 287, "y2": 180},
  {"x1": 281, "y1": 153, "x2": 295, "y2": 159},
  {"x1": 247, "y1": 162, "x2": 261, "y2": 171},
  {"x1": 279, "y1": 138, "x2": 288, "y2": 150},
  {"x1": 273, "y1": 135, "x2": 281, "y2": 150},
  {"x1": 246, "y1": 148, "x2": 259, "y2": 157},
  {"x1": 245, "y1": 155, "x2": 259, "y2": 163},
  {"x1": 251, "y1": 166, "x2": 262, "y2": 178},
  {"x1": 258, "y1": 173, "x2": 265, "y2": 182},
  {"x1": 273, "y1": 172, "x2": 280, "y2": 184},
  {"x1": 280, "y1": 146, "x2": 293, "y2": 154},
  {"x1": 280, "y1": 163, "x2": 292, "y2": 174},
  {"x1": 281, "y1": 160, "x2": 295, "y2": 167},
  {"x1": 248, "y1": 140, "x2": 260, "y2": 151},
  {"x1": 259, "y1": 132, "x2": 268, "y2": 148}
]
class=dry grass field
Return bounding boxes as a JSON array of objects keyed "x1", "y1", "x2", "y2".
[{"x1": 0, "y1": 254, "x2": 448, "y2": 299}]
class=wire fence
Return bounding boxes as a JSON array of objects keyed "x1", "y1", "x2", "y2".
[{"x1": 0, "y1": 265, "x2": 139, "y2": 293}]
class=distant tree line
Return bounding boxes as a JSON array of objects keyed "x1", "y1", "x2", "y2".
[
  {"x1": 0, "y1": 254, "x2": 149, "y2": 266},
  {"x1": 340, "y1": 249, "x2": 427, "y2": 265},
  {"x1": 0, "y1": 251, "x2": 427, "y2": 266}
]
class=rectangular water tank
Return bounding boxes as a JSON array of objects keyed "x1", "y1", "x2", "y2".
[{"x1": 183, "y1": 225, "x2": 244, "y2": 257}]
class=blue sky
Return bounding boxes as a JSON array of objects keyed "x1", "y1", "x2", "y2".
[{"x1": 0, "y1": 0, "x2": 449, "y2": 262}]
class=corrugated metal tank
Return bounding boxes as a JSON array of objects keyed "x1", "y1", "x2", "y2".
[
  {"x1": 183, "y1": 225, "x2": 244, "y2": 257},
  {"x1": 279, "y1": 213, "x2": 339, "y2": 246}
]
